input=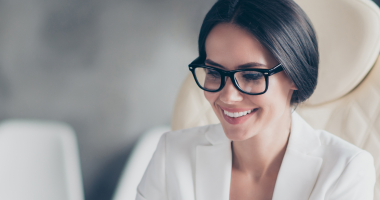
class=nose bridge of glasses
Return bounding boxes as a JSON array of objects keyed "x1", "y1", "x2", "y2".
[
  {"x1": 222, "y1": 72, "x2": 241, "y2": 92},
  {"x1": 219, "y1": 74, "x2": 244, "y2": 102},
  {"x1": 221, "y1": 70, "x2": 237, "y2": 82}
]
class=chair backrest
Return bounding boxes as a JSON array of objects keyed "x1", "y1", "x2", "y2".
[
  {"x1": 112, "y1": 126, "x2": 170, "y2": 200},
  {"x1": 0, "y1": 120, "x2": 84, "y2": 200},
  {"x1": 171, "y1": 0, "x2": 380, "y2": 198}
]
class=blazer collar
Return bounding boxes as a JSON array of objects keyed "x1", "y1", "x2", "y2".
[
  {"x1": 286, "y1": 112, "x2": 321, "y2": 153},
  {"x1": 271, "y1": 112, "x2": 323, "y2": 200},
  {"x1": 196, "y1": 112, "x2": 323, "y2": 200},
  {"x1": 204, "y1": 124, "x2": 230, "y2": 145},
  {"x1": 196, "y1": 124, "x2": 232, "y2": 200}
]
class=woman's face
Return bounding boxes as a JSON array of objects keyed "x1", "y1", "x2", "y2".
[{"x1": 204, "y1": 23, "x2": 297, "y2": 141}]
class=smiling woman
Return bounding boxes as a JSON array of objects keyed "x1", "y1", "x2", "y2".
[
  {"x1": 136, "y1": 0, "x2": 376, "y2": 200},
  {"x1": 201, "y1": 23, "x2": 297, "y2": 143}
]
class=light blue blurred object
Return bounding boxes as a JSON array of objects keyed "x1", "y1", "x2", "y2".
[
  {"x1": 112, "y1": 126, "x2": 170, "y2": 200},
  {"x1": 0, "y1": 120, "x2": 84, "y2": 200}
]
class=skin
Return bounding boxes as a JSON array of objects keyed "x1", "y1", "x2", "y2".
[{"x1": 204, "y1": 23, "x2": 298, "y2": 200}]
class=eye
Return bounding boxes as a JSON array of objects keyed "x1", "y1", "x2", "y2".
[
  {"x1": 205, "y1": 68, "x2": 221, "y2": 78},
  {"x1": 242, "y1": 72, "x2": 263, "y2": 81}
]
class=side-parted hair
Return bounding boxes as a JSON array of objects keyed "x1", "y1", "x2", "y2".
[{"x1": 197, "y1": 0, "x2": 319, "y2": 104}]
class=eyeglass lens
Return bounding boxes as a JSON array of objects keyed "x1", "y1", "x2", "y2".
[{"x1": 194, "y1": 67, "x2": 266, "y2": 94}]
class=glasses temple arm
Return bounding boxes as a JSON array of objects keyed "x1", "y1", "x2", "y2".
[{"x1": 268, "y1": 64, "x2": 283, "y2": 75}]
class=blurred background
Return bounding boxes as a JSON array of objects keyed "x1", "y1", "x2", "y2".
[
  {"x1": 0, "y1": 0, "x2": 379, "y2": 200},
  {"x1": 0, "y1": 0, "x2": 216, "y2": 199}
]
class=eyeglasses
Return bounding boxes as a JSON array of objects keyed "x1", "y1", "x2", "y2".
[{"x1": 188, "y1": 61, "x2": 283, "y2": 95}]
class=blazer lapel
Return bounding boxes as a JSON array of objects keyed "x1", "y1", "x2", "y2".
[
  {"x1": 195, "y1": 113, "x2": 323, "y2": 200},
  {"x1": 272, "y1": 112, "x2": 323, "y2": 200},
  {"x1": 196, "y1": 124, "x2": 232, "y2": 200}
]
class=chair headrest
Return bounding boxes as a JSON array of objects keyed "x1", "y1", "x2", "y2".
[{"x1": 294, "y1": 0, "x2": 380, "y2": 105}]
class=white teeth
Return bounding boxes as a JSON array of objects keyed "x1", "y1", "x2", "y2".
[
  {"x1": 224, "y1": 110, "x2": 234, "y2": 117},
  {"x1": 223, "y1": 109, "x2": 256, "y2": 118}
]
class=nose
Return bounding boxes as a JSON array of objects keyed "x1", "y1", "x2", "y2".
[{"x1": 219, "y1": 77, "x2": 244, "y2": 104}]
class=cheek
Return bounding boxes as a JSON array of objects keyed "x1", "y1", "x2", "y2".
[
  {"x1": 204, "y1": 91, "x2": 218, "y2": 107},
  {"x1": 248, "y1": 79, "x2": 292, "y2": 111},
  {"x1": 259, "y1": 78, "x2": 293, "y2": 115}
]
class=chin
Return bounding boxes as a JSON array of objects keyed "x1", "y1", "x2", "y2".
[{"x1": 220, "y1": 123, "x2": 257, "y2": 141}]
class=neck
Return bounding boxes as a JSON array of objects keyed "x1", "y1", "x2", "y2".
[{"x1": 231, "y1": 110, "x2": 292, "y2": 180}]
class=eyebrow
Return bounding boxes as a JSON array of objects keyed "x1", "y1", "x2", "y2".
[{"x1": 205, "y1": 59, "x2": 267, "y2": 69}]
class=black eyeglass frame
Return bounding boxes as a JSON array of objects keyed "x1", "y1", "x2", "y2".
[{"x1": 188, "y1": 62, "x2": 283, "y2": 95}]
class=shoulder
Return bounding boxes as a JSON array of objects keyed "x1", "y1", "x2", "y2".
[
  {"x1": 305, "y1": 129, "x2": 375, "y2": 199},
  {"x1": 165, "y1": 124, "x2": 213, "y2": 141},
  {"x1": 315, "y1": 129, "x2": 373, "y2": 164},
  {"x1": 136, "y1": 124, "x2": 221, "y2": 199},
  {"x1": 315, "y1": 129, "x2": 375, "y2": 176},
  {"x1": 316, "y1": 129, "x2": 364, "y2": 153},
  {"x1": 293, "y1": 112, "x2": 376, "y2": 198},
  {"x1": 292, "y1": 112, "x2": 373, "y2": 164},
  {"x1": 315, "y1": 130, "x2": 376, "y2": 199},
  {"x1": 163, "y1": 123, "x2": 223, "y2": 147}
]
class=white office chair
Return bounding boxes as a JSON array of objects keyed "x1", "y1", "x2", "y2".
[
  {"x1": 172, "y1": 0, "x2": 380, "y2": 198},
  {"x1": 0, "y1": 120, "x2": 84, "y2": 200},
  {"x1": 112, "y1": 126, "x2": 170, "y2": 200}
]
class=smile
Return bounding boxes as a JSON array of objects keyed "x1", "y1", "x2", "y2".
[{"x1": 223, "y1": 108, "x2": 258, "y2": 118}]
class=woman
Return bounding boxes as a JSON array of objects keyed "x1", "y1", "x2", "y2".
[{"x1": 137, "y1": 0, "x2": 376, "y2": 199}]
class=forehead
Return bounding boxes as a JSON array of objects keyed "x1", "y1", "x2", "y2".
[{"x1": 205, "y1": 23, "x2": 277, "y2": 69}]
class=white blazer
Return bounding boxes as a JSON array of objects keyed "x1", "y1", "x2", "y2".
[{"x1": 136, "y1": 112, "x2": 376, "y2": 200}]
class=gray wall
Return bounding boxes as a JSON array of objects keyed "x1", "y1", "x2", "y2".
[{"x1": 0, "y1": 0, "x2": 215, "y2": 199}]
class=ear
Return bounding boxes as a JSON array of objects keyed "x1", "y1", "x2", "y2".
[{"x1": 290, "y1": 81, "x2": 298, "y2": 90}]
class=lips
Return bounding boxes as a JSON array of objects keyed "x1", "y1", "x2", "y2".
[
  {"x1": 219, "y1": 106, "x2": 258, "y2": 125},
  {"x1": 223, "y1": 109, "x2": 255, "y2": 118}
]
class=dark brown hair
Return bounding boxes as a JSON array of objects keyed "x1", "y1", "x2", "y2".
[{"x1": 197, "y1": 0, "x2": 319, "y2": 104}]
